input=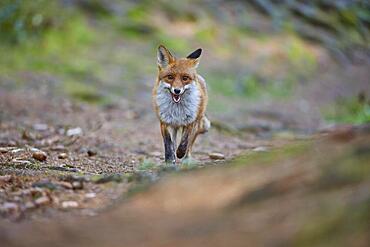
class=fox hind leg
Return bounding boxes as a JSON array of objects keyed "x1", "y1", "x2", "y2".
[
  {"x1": 198, "y1": 115, "x2": 211, "y2": 134},
  {"x1": 183, "y1": 116, "x2": 211, "y2": 159}
]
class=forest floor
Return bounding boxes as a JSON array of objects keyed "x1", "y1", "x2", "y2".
[{"x1": 0, "y1": 59, "x2": 369, "y2": 246}]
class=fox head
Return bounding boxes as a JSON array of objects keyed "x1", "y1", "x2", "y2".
[{"x1": 157, "y1": 45, "x2": 202, "y2": 103}]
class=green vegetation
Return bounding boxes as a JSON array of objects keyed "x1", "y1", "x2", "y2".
[
  {"x1": 0, "y1": 0, "x2": 72, "y2": 43},
  {"x1": 325, "y1": 94, "x2": 370, "y2": 124},
  {"x1": 137, "y1": 159, "x2": 158, "y2": 171},
  {"x1": 0, "y1": 0, "x2": 368, "y2": 119}
]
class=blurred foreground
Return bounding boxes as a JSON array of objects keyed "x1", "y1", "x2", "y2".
[{"x1": 1, "y1": 126, "x2": 369, "y2": 247}]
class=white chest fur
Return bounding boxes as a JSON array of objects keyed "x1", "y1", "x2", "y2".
[{"x1": 156, "y1": 81, "x2": 200, "y2": 126}]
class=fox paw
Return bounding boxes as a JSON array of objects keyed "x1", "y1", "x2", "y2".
[{"x1": 176, "y1": 148, "x2": 186, "y2": 159}]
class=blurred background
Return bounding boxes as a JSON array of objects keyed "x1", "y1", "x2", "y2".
[{"x1": 1, "y1": 0, "x2": 369, "y2": 132}]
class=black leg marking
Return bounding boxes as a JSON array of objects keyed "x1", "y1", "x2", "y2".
[
  {"x1": 176, "y1": 131, "x2": 189, "y2": 159},
  {"x1": 163, "y1": 130, "x2": 175, "y2": 164}
]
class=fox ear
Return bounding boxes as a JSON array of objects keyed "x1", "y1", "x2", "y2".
[
  {"x1": 157, "y1": 45, "x2": 174, "y2": 69},
  {"x1": 186, "y1": 48, "x2": 202, "y2": 68}
]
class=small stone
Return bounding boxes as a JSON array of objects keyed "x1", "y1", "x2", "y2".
[
  {"x1": 33, "y1": 123, "x2": 48, "y2": 131},
  {"x1": 87, "y1": 149, "x2": 97, "y2": 157},
  {"x1": 11, "y1": 159, "x2": 31, "y2": 165},
  {"x1": 62, "y1": 201, "x2": 79, "y2": 209},
  {"x1": 24, "y1": 201, "x2": 36, "y2": 209},
  {"x1": 58, "y1": 153, "x2": 68, "y2": 159},
  {"x1": 32, "y1": 180, "x2": 57, "y2": 190},
  {"x1": 32, "y1": 151, "x2": 47, "y2": 161},
  {"x1": 66, "y1": 127, "x2": 82, "y2": 136},
  {"x1": 50, "y1": 145, "x2": 66, "y2": 151},
  {"x1": 11, "y1": 148, "x2": 24, "y2": 154},
  {"x1": 0, "y1": 147, "x2": 8, "y2": 153},
  {"x1": 0, "y1": 175, "x2": 12, "y2": 183},
  {"x1": 72, "y1": 181, "x2": 83, "y2": 190},
  {"x1": 34, "y1": 196, "x2": 50, "y2": 206},
  {"x1": 30, "y1": 147, "x2": 41, "y2": 152},
  {"x1": 209, "y1": 152, "x2": 225, "y2": 160},
  {"x1": 59, "y1": 181, "x2": 73, "y2": 190},
  {"x1": 22, "y1": 130, "x2": 35, "y2": 140},
  {"x1": 85, "y1": 193, "x2": 96, "y2": 199},
  {"x1": 252, "y1": 146, "x2": 268, "y2": 152},
  {"x1": 149, "y1": 151, "x2": 161, "y2": 157},
  {"x1": 0, "y1": 202, "x2": 19, "y2": 214}
]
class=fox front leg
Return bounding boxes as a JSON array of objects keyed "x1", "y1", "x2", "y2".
[
  {"x1": 161, "y1": 123, "x2": 176, "y2": 164},
  {"x1": 176, "y1": 124, "x2": 196, "y2": 159}
]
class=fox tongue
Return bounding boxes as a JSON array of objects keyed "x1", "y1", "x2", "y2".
[{"x1": 172, "y1": 94, "x2": 181, "y2": 103}]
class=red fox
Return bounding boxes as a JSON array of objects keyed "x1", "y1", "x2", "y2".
[{"x1": 152, "y1": 45, "x2": 210, "y2": 164}]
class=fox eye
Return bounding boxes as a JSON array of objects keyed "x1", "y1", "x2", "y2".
[
  {"x1": 167, "y1": 75, "x2": 174, "y2": 80},
  {"x1": 182, "y1": 76, "x2": 190, "y2": 81}
]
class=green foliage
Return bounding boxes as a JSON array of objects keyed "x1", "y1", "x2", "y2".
[
  {"x1": 138, "y1": 159, "x2": 157, "y2": 171},
  {"x1": 0, "y1": 0, "x2": 71, "y2": 44},
  {"x1": 325, "y1": 94, "x2": 370, "y2": 124},
  {"x1": 285, "y1": 37, "x2": 317, "y2": 74}
]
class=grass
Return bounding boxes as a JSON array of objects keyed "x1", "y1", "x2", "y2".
[
  {"x1": 325, "y1": 94, "x2": 370, "y2": 124},
  {"x1": 137, "y1": 159, "x2": 158, "y2": 171}
]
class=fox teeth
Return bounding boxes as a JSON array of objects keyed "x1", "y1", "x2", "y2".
[{"x1": 172, "y1": 94, "x2": 181, "y2": 103}]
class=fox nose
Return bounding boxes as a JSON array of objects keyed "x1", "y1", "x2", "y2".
[{"x1": 173, "y1": 88, "x2": 181, "y2": 95}]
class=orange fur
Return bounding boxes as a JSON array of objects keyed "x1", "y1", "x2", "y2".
[{"x1": 152, "y1": 45, "x2": 209, "y2": 163}]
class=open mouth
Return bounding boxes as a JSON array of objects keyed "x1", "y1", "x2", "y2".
[{"x1": 172, "y1": 94, "x2": 181, "y2": 103}]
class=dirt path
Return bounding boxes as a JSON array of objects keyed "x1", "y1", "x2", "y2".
[
  {"x1": 0, "y1": 87, "x2": 266, "y2": 221},
  {"x1": 1, "y1": 125, "x2": 369, "y2": 247}
]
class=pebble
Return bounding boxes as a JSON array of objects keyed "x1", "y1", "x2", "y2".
[
  {"x1": 0, "y1": 175, "x2": 12, "y2": 183},
  {"x1": 253, "y1": 146, "x2": 268, "y2": 152},
  {"x1": 62, "y1": 201, "x2": 79, "y2": 209},
  {"x1": 50, "y1": 145, "x2": 66, "y2": 151},
  {"x1": 85, "y1": 193, "x2": 96, "y2": 199},
  {"x1": 87, "y1": 149, "x2": 97, "y2": 157},
  {"x1": 33, "y1": 123, "x2": 48, "y2": 131},
  {"x1": 59, "y1": 181, "x2": 73, "y2": 190},
  {"x1": 72, "y1": 181, "x2": 83, "y2": 190},
  {"x1": 32, "y1": 180, "x2": 58, "y2": 190},
  {"x1": 24, "y1": 201, "x2": 36, "y2": 209},
  {"x1": 30, "y1": 147, "x2": 41, "y2": 152},
  {"x1": 58, "y1": 153, "x2": 68, "y2": 159},
  {"x1": 0, "y1": 202, "x2": 19, "y2": 214},
  {"x1": 0, "y1": 147, "x2": 9, "y2": 153},
  {"x1": 11, "y1": 148, "x2": 24, "y2": 154},
  {"x1": 32, "y1": 151, "x2": 47, "y2": 161},
  {"x1": 209, "y1": 152, "x2": 225, "y2": 160},
  {"x1": 11, "y1": 159, "x2": 32, "y2": 165},
  {"x1": 34, "y1": 196, "x2": 50, "y2": 206},
  {"x1": 66, "y1": 127, "x2": 82, "y2": 136},
  {"x1": 149, "y1": 151, "x2": 162, "y2": 157}
]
